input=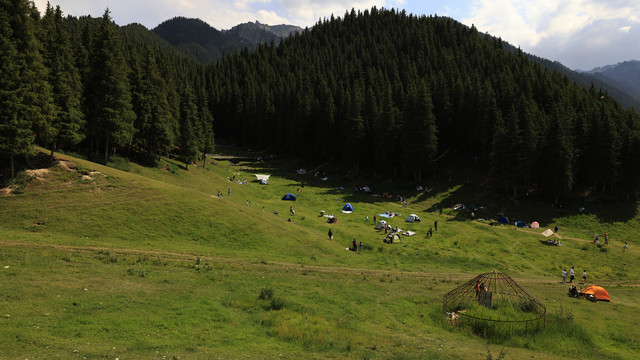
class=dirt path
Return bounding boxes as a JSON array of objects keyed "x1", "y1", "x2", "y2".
[{"x1": 1, "y1": 240, "x2": 637, "y2": 286}]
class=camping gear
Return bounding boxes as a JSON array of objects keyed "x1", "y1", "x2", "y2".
[
  {"x1": 384, "y1": 233, "x2": 401, "y2": 243},
  {"x1": 498, "y1": 216, "x2": 508, "y2": 224},
  {"x1": 374, "y1": 220, "x2": 388, "y2": 230},
  {"x1": 515, "y1": 221, "x2": 525, "y2": 228},
  {"x1": 541, "y1": 229, "x2": 554, "y2": 237},
  {"x1": 402, "y1": 230, "x2": 416, "y2": 236},
  {"x1": 255, "y1": 174, "x2": 270, "y2": 182},
  {"x1": 342, "y1": 203, "x2": 354, "y2": 213},
  {"x1": 405, "y1": 214, "x2": 422, "y2": 223},
  {"x1": 539, "y1": 239, "x2": 561, "y2": 246},
  {"x1": 531, "y1": 221, "x2": 540, "y2": 229},
  {"x1": 582, "y1": 285, "x2": 610, "y2": 302},
  {"x1": 327, "y1": 216, "x2": 337, "y2": 224},
  {"x1": 282, "y1": 193, "x2": 297, "y2": 201}
]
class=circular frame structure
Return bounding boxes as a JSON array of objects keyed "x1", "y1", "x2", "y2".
[{"x1": 442, "y1": 270, "x2": 546, "y2": 336}]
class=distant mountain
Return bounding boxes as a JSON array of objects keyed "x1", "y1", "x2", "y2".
[
  {"x1": 153, "y1": 17, "x2": 238, "y2": 63},
  {"x1": 224, "y1": 21, "x2": 302, "y2": 49},
  {"x1": 152, "y1": 17, "x2": 301, "y2": 63},
  {"x1": 584, "y1": 60, "x2": 640, "y2": 105},
  {"x1": 500, "y1": 43, "x2": 640, "y2": 109}
]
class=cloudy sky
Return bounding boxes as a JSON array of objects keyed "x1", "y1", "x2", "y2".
[{"x1": 33, "y1": 0, "x2": 639, "y2": 70}]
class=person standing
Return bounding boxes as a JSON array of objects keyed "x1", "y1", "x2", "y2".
[
  {"x1": 358, "y1": 241, "x2": 363, "y2": 254},
  {"x1": 328, "y1": 229, "x2": 333, "y2": 240},
  {"x1": 246, "y1": 200, "x2": 249, "y2": 207},
  {"x1": 582, "y1": 270, "x2": 587, "y2": 284},
  {"x1": 434, "y1": 220, "x2": 438, "y2": 231},
  {"x1": 570, "y1": 266, "x2": 575, "y2": 283},
  {"x1": 562, "y1": 269, "x2": 567, "y2": 284},
  {"x1": 554, "y1": 225, "x2": 559, "y2": 233},
  {"x1": 624, "y1": 242, "x2": 629, "y2": 251},
  {"x1": 352, "y1": 239, "x2": 358, "y2": 251},
  {"x1": 604, "y1": 232, "x2": 609, "y2": 245},
  {"x1": 228, "y1": 188, "x2": 231, "y2": 196},
  {"x1": 373, "y1": 215, "x2": 377, "y2": 224}
]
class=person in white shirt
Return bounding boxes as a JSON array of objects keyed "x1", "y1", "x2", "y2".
[{"x1": 570, "y1": 266, "x2": 575, "y2": 283}]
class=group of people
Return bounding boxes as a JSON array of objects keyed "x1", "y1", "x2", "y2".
[
  {"x1": 351, "y1": 239, "x2": 364, "y2": 253},
  {"x1": 561, "y1": 266, "x2": 587, "y2": 284},
  {"x1": 592, "y1": 232, "x2": 610, "y2": 245}
]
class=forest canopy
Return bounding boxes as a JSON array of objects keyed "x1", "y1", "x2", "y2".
[{"x1": 2, "y1": 2, "x2": 640, "y2": 200}]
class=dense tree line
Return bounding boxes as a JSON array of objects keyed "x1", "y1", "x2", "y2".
[
  {"x1": 207, "y1": 7, "x2": 640, "y2": 199},
  {"x1": 3, "y1": 2, "x2": 640, "y2": 200},
  {"x1": 1, "y1": 0, "x2": 213, "y2": 179}
]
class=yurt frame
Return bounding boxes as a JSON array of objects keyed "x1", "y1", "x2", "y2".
[{"x1": 442, "y1": 270, "x2": 546, "y2": 336}]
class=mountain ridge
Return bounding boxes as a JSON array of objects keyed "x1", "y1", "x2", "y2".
[{"x1": 152, "y1": 17, "x2": 302, "y2": 63}]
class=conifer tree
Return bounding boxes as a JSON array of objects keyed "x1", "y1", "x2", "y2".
[
  {"x1": 0, "y1": 0, "x2": 31, "y2": 179},
  {"x1": 178, "y1": 83, "x2": 199, "y2": 169},
  {"x1": 85, "y1": 9, "x2": 135, "y2": 163},
  {"x1": 41, "y1": 4, "x2": 84, "y2": 158},
  {"x1": 10, "y1": 0, "x2": 56, "y2": 151}
]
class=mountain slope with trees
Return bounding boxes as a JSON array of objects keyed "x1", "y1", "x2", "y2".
[
  {"x1": 207, "y1": 8, "x2": 640, "y2": 200},
  {"x1": 3, "y1": 3, "x2": 640, "y2": 202},
  {"x1": 586, "y1": 60, "x2": 640, "y2": 104},
  {"x1": 152, "y1": 17, "x2": 301, "y2": 63}
]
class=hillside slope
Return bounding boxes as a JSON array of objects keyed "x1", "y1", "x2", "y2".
[{"x1": 1, "y1": 149, "x2": 640, "y2": 359}]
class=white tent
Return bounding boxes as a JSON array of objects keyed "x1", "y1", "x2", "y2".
[
  {"x1": 405, "y1": 214, "x2": 421, "y2": 222},
  {"x1": 374, "y1": 220, "x2": 388, "y2": 230},
  {"x1": 541, "y1": 229, "x2": 554, "y2": 237},
  {"x1": 255, "y1": 174, "x2": 270, "y2": 184}
]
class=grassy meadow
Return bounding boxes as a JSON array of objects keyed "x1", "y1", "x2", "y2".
[{"x1": 1, "y1": 147, "x2": 639, "y2": 359}]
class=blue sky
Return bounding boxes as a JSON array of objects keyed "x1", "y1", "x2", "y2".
[{"x1": 34, "y1": 0, "x2": 640, "y2": 70}]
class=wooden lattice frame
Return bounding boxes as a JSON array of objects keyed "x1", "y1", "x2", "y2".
[{"x1": 442, "y1": 270, "x2": 546, "y2": 336}]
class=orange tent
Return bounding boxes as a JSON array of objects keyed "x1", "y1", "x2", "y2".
[{"x1": 583, "y1": 285, "x2": 610, "y2": 302}]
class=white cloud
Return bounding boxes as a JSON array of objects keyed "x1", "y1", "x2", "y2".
[{"x1": 464, "y1": 0, "x2": 640, "y2": 69}]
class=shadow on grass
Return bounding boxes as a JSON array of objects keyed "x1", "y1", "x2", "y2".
[{"x1": 212, "y1": 146, "x2": 638, "y2": 226}]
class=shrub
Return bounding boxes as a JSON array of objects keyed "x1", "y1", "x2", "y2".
[{"x1": 258, "y1": 286, "x2": 274, "y2": 300}]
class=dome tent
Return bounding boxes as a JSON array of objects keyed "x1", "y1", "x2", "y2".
[
  {"x1": 442, "y1": 270, "x2": 546, "y2": 337},
  {"x1": 341, "y1": 203, "x2": 353, "y2": 213},
  {"x1": 282, "y1": 193, "x2": 297, "y2": 201}
]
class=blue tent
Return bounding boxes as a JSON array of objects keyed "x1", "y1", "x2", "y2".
[
  {"x1": 498, "y1": 216, "x2": 508, "y2": 224},
  {"x1": 282, "y1": 193, "x2": 297, "y2": 201},
  {"x1": 515, "y1": 221, "x2": 525, "y2": 228},
  {"x1": 342, "y1": 203, "x2": 354, "y2": 213}
]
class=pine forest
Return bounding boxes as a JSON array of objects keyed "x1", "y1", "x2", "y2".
[{"x1": 3, "y1": 2, "x2": 640, "y2": 201}]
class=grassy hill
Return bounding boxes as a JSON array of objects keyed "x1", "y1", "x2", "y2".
[{"x1": 1, "y1": 148, "x2": 639, "y2": 359}]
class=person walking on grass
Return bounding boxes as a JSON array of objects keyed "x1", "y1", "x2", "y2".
[
  {"x1": 570, "y1": 266, "x2": 575, "y2": 283},
  {"x1": 624, "y1": 242, "x2": 629, "y2": 251},
  {"x1": 583, "y1": 270, "x2": 587, "y2": 284},
  {"x1": 328, "y1": 228, "x2": 333, "y2": 240},
  {"x1": 562, "y1": 269, "x2": 567, "y2": 284},
  {"x1": 434, "y1": 220, "x2": 438, "y2": 231}
]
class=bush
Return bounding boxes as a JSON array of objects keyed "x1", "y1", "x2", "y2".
[{"x1": 258, "y1": 286, "x2": 274, "y2": 300}]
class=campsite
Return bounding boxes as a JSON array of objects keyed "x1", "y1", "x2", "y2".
[{"x1": 0, "y1": 147, "x2": 639, "y2": 359}]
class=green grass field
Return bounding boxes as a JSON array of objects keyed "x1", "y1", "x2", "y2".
[{"x1": 1, "y1": 147, "x2": 639, "y2": 359}]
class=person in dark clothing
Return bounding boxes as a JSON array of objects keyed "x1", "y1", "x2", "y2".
[
  {"x1": 328, "y1": 229, "x2": 333, "y2": 240},
  {"x1": 434, "y1": 220, "x2": 438, "y2": 231}
]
